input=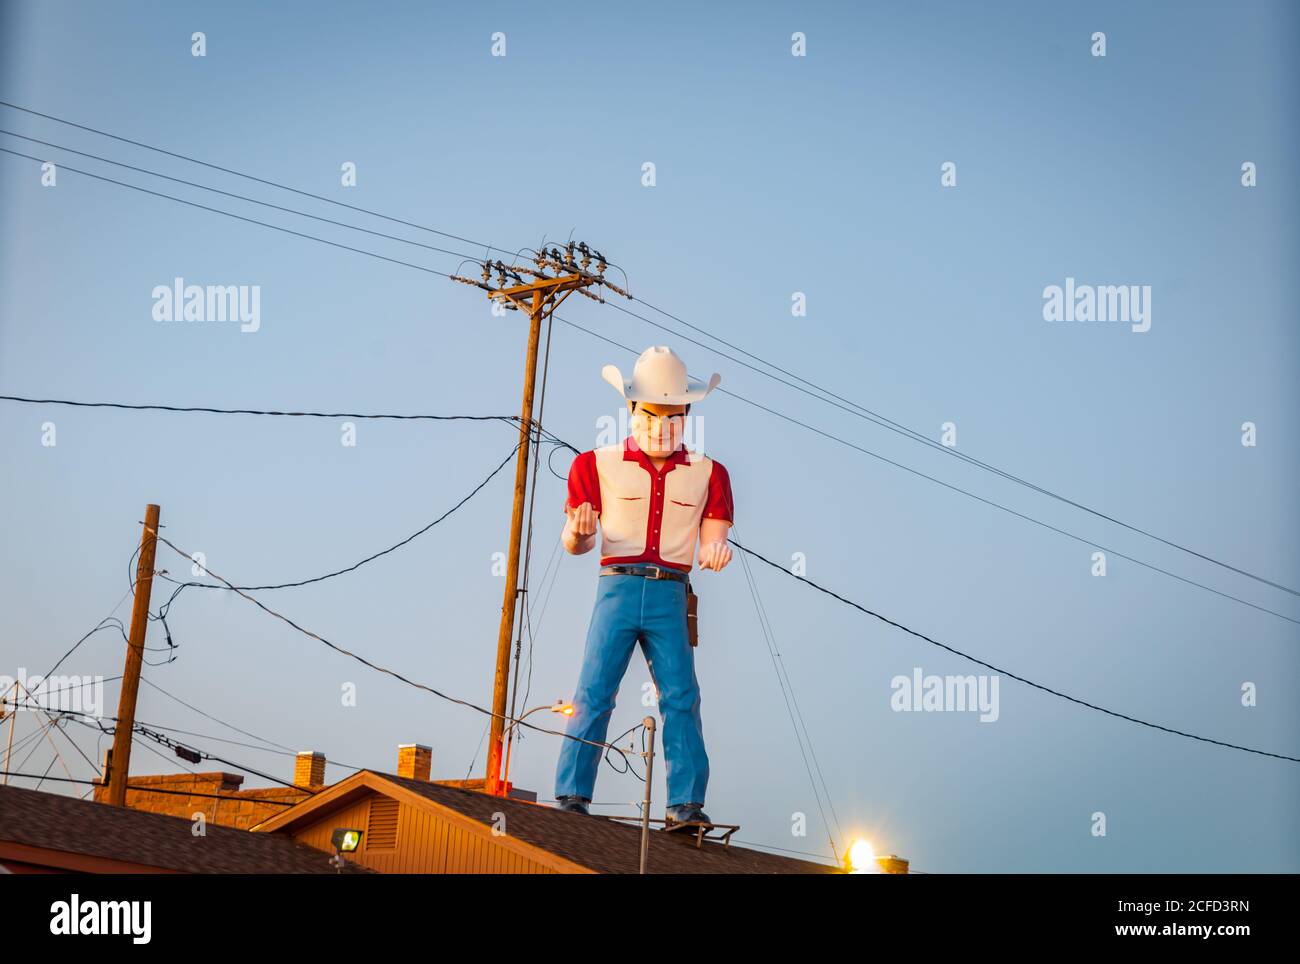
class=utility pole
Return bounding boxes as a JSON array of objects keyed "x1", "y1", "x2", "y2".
[
  {"x1": 639, "y1": 716, "x2": 656, "y2": 874},
  {"x1": 452, "y1": 243, "x2": 630, "y2": 797},
  {"x1": 106, "y1": 504, "x2": 160, "y2": 807}
]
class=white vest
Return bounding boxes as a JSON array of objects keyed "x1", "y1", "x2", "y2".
[{"x1": 594, "y1": 443, "x2": 717, "y2": 568}]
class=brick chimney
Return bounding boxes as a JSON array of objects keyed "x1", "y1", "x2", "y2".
[
  {"x1": 397, "y1": 743, "x2": 431, "y2": 781},
  {"x1": 294, "y1": 750, "x2": 326, "y2": 788}
]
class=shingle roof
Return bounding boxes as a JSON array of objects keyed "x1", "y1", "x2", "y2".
[
  {"x1": 331, "y1": 771, "x2": 839, "y2": 874},
  {"x1": 0, "y1": 783, "x2": 372, "y2": 874}
]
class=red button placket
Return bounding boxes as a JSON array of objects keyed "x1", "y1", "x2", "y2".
[{"x1": 645, "y1": 460, "x2": 674, "y2": 559}]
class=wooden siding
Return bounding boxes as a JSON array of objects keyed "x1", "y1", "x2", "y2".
[{"x1": 290, "y1": 791, "x2": 559, "y2": 874}]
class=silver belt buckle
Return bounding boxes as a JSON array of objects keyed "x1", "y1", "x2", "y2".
[{"x1": 646, "y1": 565, "x2": 667, "y2": 580}]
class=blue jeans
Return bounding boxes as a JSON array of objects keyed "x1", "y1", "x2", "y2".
[{"x1": 554, "y1": 572, "x2": 709, "y2": 807}]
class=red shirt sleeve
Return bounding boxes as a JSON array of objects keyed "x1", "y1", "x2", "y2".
[
  {"x1": 564, "y1": 450, "x2": 602, "y2": 514},
  {"x1": 703, "y1": 459, "x2": 734, "y2": 524}
]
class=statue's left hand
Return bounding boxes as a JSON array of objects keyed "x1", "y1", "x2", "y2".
[{"x1": 697, "y1": 541, "x2": 733, "y2": 572}]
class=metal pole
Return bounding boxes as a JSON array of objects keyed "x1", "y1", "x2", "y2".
[
  {"x1": 486, "y1": 291, "x2": 543, "y2": 796},
  {"x1": 639, "y1": 716, "x2": 656, "y2": 874},
  {"x1": 1, "y1": 682, "x2": 15, "y2": 785},
  {"x1": 107, "y1": 504, "x2": 160, "y2": 807}
]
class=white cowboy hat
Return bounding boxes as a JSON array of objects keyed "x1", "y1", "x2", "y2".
[{"x1": 602, "y1": 346, "x2": 721, "y2": 405}]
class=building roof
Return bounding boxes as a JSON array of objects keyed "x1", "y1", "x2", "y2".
[
  {"x1": 0, "y1": 783, "x2": 372, "y2": 874},
  {"x1": 256, "y1": 770, "x2": 840, "y2": 875}
]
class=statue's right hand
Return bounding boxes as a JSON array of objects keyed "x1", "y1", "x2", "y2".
[{"x1": 566, "y1": 501, "x2": 598, "y2": 537}]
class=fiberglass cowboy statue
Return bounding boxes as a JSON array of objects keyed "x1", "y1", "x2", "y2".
[{"x1": 553, "y1": 345, "x2": 735, "y2": 827}]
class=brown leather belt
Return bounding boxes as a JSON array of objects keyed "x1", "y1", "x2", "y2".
[{"x1": 600, "y1": 563, "x2": 690, "y2": 585}]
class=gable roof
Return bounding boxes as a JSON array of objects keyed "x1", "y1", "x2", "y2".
[
  {"x1": 255, "y1": 770, "x2": 839, "y2": 875},
  {"x1": 0, "y1": 783, "x2": 371, "y2": 874}
]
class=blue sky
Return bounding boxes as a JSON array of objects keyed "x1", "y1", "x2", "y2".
[{"x1": 1, "y1": 0, "x2": 1297, "y2": 872}]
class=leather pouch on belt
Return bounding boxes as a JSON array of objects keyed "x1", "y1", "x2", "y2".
[{"x1": 686, "y1": 586, "x2": 699, "y2": 647}]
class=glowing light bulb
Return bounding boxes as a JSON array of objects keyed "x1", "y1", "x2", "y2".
[{"x1": 847, "y1": 838, "x2": 878, "y2": 874}]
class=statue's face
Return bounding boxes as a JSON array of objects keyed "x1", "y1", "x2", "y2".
[{"x1": 630, "y1": 401, "x2": 688, "y2": 458}]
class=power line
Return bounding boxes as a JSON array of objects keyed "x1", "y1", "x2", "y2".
[
  {"x1": 152, "y1": 443, "x2": 519, "y2": 605},
  {"x1": 148, "y1": 533, "x2": 638, "y2": 761},
  {"x1": 30, "y1": 702, "x2": 370, "y2": 778},
  {"x1": 552, "y1": 317, "x2": 1300, "y2": 628},
  {"x1": 529, "y1": 426, "x2": 1300, "y2": 764},
  {"x1": 5, "y1": 675, "x2": 123, "y2": 711},
  {"x1": 12, "y1": 377, "x2": 1294, "y2": 631},
  {"x1": 8, "y1": 138, "x2": 1292, "y2": 622},
  {"x1": 518, "y1": 533, "x2": 566, "y2": 726},
  {"x1": 600, "y1": 721, "x2": 650, "y2": 782},
  {"x1": 0, "y1": 99, "x2": 512, "y2": 259},
  {"x1": 35, "y1": 585, "x2": 134, "y2": 680},
  {"x1": 4, "y1": 411, "x2": 619, "y2": 783},
  {"x1": 596, "y1": 294, "x2": 1300, "y2": 601},
  {"x1": 131, "y1": 729, "x2": 200, "y2": 776},
  {"x1": 729, "y1": 538, "x2": 1300, "y2": 764},
  {"x1": 138, "y1": 677, "x2": 295, "y2": 754},
  {"x1": 11, "y1": 431, "x2": 1293, "y2": 781},
  {"x1": 2, "y1": 717, "x2": 57, "y2": 769},
  {"x1": 67, "y1": 713, "x2": 324, "y2": 795},
  {"x1": 132, "y1": 683, "x2": 374, "y2": 778},
  {"x1": 124, "y1": 720, "x2": 316, "y2": 759},
  {"x1": 8, "y1": 713, "x2": 60, "y2": 775},
  {"x1": 0, "y1": 393, "x2": 517, "y2": 425},
  {"x1": 0, "y1": 128, "x2": 485, "y2": 263},
  {"x1": 0, "y1": 147, "x2": 454, "y2": 278},
  {"x1": 3, "y1": 380, "x2": 1295, "y2": 633},
  {"x1": 731, "y1": 838, "x2": 839, "y2": 865},
  {"x1": 5, "y1": 103, "x2": 1290, "y2": 601},
  {"x1": 132, "y1": 721, "x2": 317, "y2": 792},
  {"x1": 37, "y1": 706, "x2": 102, "y2": 777},
  {"x1": 5, "y1": 380, "x2": 1296, "y2": 630},
  {"x1": 734, "y1": 524, "x2": 842, "y2": 861}
]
